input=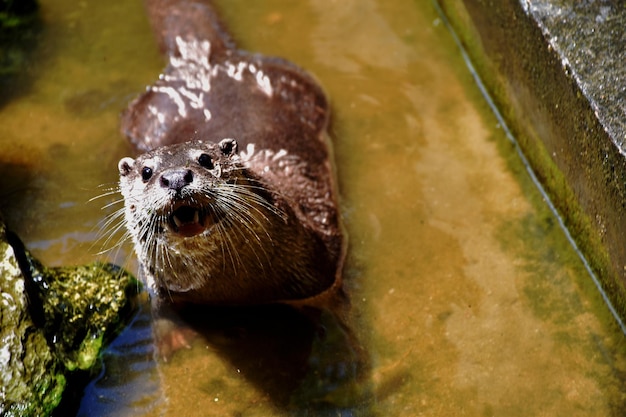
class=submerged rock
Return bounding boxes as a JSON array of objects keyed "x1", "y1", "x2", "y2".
[{"x1": 0, "y1": 218, "x2": 139, "y2": 416}]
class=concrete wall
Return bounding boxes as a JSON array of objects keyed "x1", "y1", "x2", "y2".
[{"x1": 436, "y1": 0, "x2": 626, "y2": 320}]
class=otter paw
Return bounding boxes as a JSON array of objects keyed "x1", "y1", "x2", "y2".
[{"x1": 153, "y1": 317, "x2": 198, "y2": 361}]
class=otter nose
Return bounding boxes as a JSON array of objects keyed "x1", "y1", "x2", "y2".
[{"x1": 160, "y1": 169, "x2": 194, "y2": 191}]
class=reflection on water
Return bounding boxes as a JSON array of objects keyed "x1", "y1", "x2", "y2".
[
  {"x1": 76, "y1": 297, "x2": 163, "y2": 417},
  {"x1": 0, "y1": 0, "x2": 625, "y2": 416}
]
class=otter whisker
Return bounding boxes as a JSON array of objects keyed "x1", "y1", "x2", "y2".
[
  {"x1": 217, "y1": 184, "x2": 284, "y2": 225},
  {"x1": 219, "y1": 212, "x2": 266, "y2": 274},
  {"x1": 214, "y1": 197, "x2": 276, "y2": 270},
  {"x1": 143, "y1": 216, "x2": 166, "y2": 287},
  {"x1": 89, "y1": 184, "x2": 124, "y2": 203},
  {"x1": 91, "y1": 207, "x2": 132, "y2": 255},
  {"x1": 212, "y1": 207, "x2": 244, "y2": 275},
  {"x1": 94, "y1": 224, "x2": 132, "y2": 256},
  {"x1": 216, "y1": 196, "x2": 270, "y2": 243},
  {"x1": 205, "y1": 182, "x2": 275, "y2": 267},
  {"x1": 98, "y1": 207, "x2": 126, "y2": 232},
  {"x1": 155, "y1": 230, "x2": 175, "y2": 299},
  {"x1": 221, "y1": 190, "x2": 282, "y2": 238},
  {"x1": 99, "y1": 197, "x2": 126, "y2": 211}
]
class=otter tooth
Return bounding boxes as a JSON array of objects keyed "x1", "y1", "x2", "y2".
[{"x1": 173, "y1": 215, "x2": 182, "y2": 228}]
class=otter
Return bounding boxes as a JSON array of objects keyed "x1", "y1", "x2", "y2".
[{"x1": 117, "y1": 0, "x2": 344, "y2": 308}]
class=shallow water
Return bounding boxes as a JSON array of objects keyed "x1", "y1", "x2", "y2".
[{"x1": 1, "y1": 0, "x2": 626, "y2": 416}]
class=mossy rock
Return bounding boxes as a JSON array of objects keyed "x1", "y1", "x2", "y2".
[{"x1": 0, "y1": 218, "x2": 140, "y2": 416}]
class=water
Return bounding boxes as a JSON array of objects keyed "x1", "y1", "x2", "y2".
[{"x1": 1, "y1": 0, "x2": 625, "y2": 416}]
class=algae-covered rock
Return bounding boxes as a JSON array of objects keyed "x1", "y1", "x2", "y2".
[
  {"x1": 21, "y1": 256, "x2": 140, "y2": 372},
  {"x1": 0, "y1": 218, "x2": 139, "y2": 416},
  {"x1": 0, "y1": 227, "x2": 64, "y2": 417}
]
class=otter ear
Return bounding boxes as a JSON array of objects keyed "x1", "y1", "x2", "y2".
[
  {"x1": 218, "y1": 138, "x2": 238, "y2": 157},
  {"x1": 118, "y1": 157, "x2": 135, "y2": 176}
]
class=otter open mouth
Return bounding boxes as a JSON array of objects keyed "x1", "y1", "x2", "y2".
[{"x1": 169, "y1": 204, "x2": 207, "y2": 237}]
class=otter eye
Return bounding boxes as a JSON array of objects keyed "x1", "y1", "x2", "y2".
[
  {"x1": 198, "y1": 153, "x2": 214, "y2": 169},
  {"x1": 141, "y1": 167, "x2": 153, "y2": 182}
]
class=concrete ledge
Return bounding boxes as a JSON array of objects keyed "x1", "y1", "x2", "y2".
[{"x1": 436, "y1": 0, "x2": 626, "y2": 319}]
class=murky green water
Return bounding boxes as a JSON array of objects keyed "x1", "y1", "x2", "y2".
[{"x1": 1, "y1": 0, "x2": 626, "y2": 416}]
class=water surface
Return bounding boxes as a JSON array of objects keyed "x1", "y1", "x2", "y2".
[{"x1": 0, "y1": 0, "x2": 625, "y2": 416}]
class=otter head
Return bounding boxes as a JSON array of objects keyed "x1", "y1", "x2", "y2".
[
  {"x1": 118, "y1": 138, "x2": 241, "y2": 241},
  {"x1": 116, "y1": 138, "x2": 298, "y2": 299},
  {"x1": 117, "y1": 137, "x2": 336, "y2": 304},
  {"x1": 119, "y1": 138, "x2": 247, "y2": 294}
]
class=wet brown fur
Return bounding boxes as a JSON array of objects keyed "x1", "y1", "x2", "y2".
[{"x1": 118, "y1": 0, "x2": 345, "y2": 308}]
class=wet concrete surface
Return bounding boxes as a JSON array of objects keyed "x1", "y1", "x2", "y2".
[{"x1": 436, "y1": 0, "x2": 626, "y2": 320}]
